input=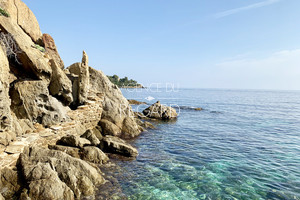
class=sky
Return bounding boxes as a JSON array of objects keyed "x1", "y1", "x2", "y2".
[{"x1": 22, "y1": 0, "x2": 300, "y2": 90}]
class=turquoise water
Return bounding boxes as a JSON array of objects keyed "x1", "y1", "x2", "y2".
[{"x1": 116, "y1": 89, "x2": 300, "y2": 200}]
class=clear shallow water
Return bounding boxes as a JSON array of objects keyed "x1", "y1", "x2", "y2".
[{"x1": 115, "y1": 88, "x2": 300, "y2": 200}]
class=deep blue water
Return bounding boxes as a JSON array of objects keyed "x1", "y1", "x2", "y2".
[{"x1": 115, "y1": 88, "x2": 300, "y2": 200}]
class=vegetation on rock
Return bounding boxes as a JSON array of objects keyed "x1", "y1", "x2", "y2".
[
  {"x1": 107, "y1": 75, "x2": 143, "y2": 88},
  {"x1": 0, "y1": 8, "x2": 9, "y2": 17}
]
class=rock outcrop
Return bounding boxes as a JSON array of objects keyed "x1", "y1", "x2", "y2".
[
  {"x1": 10, "y1": 80, "x2": 70, "y2": 127},
  {"x1": 19, "y1": 146, "x2": 106, "y2": 199},
  {"x1": 0, "y1": 0, "x2": 42, "y2": 43},
  {"x1": 49, "y1": 59, "x2": 73, "y2": 106},
  {"x1": 42, "y1": 33, "x2": 64, "y2": 69},
  {"x1": 143, "y1": 101, "x2": 178, "y2": 120}
]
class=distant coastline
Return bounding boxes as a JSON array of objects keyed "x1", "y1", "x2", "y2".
[{"x1": 107, "y1": 75, "x2": 144, "y2": 88}]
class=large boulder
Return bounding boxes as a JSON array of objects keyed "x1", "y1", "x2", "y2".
[
  {"x1": 49, "y1": 59, "x2": 73, "y2": 106},
  {"x1": 0, "y1": 0, "x2": 42, "y2": 43},
  {"x1": 10, "y1": 80, "x2": 69, "y2": 127},
  {"x1": 80, "y1": 146, "x2": 109, "y2": 164},
  {"x1": 143, "y1": 101, "x2": 178, "y2": 120},
  {"x1": 100, "y1": 135, "x2": 138, "y2": 157},
  {"x1": 19, "y1": 146, "x2": 105, "y2": 199},
  {"x1": 20, "y1": 162, "x2": 74, "y2": 200},
  {"x1": 98, "y1": 119, "x2": 121, "y2": 137},
  {"x1": 42, "y1": 33, "x2": 64, "y2": 69},
  {"x1": 57, "y1": 135, "x2": 91, "y2": 148}
]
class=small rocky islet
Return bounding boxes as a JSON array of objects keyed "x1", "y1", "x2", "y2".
[{"x1": 0, "y1": 1, "x2": 177, "y2": 199}]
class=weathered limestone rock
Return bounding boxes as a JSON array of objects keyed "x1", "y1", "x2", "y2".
[
  {"x1": 0, "y1": 0, "x2": 42, "y2": 43},
  {"x1": 92, "y1": 126, "x2": 103, "y2": 141},
  {"x1": 79, "y1": 51, "x2": 89, "y2": 105},
  {"x1": 0, "y1": 167, "x2": 21, "y2": 199},
  {"x1": 48, "y1": 145, "x2": 80, "y2": 158},
  {"x1": 0, "y1": 16, "x2": 52, "y2": 81},
  {"x1": 98, "y1": 119, "x2": 122, "y2": 137},
  {"x1": 20, "y1": 162, "x2": 75, "y2": 200},
  {"x1": 100, "y1": 136, "x2": 138, "y2": 157},
  {"x1": 143, "y1": 101, "x2": 178, "y2": 120},
  {"x1": 42, "y1": 33, "x2": 64, "y2": 69},
  {"x1": 68, "y1": 51, "x2": 89, "y2": 106},
  {"x1": 80, "y1": 146, "x2": 109, "y2": 164},
  {"x1": 49, "y1": 59, "x2": 73, "y2": 106},
  {"x1": 10, "y1": 80, "x2": 69, "y2": 127},
  {"x1": 0, "y1": 46, "x2": 14, "y2": 145},
  {"x1": 88, "y1": 67, "x2": 142, "y2": 138},
  {"x1": 57, "y1": 135, "x2": 91, "y2": 148},
  {"x1": 20, "y1": 146, "x2": 105, "y2": 199},
  {"x1": 81, "y1": 129, "x2": 100, "y2": 146}
]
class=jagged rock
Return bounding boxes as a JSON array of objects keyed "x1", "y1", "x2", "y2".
[
  {"x1": 20, "y1": 162, "x2": 74, "y2": 200},
  {"x1": 57, "y1": 135, "x2": 91, "y2": 148},
  {"x1": 42, "y1": 33, "x2": 64, "y2": 69},
  {"x1": 0, "y1": 15, "x2": 51, "y2": 81},
  {"x1": 10, "y1": 80, "x2": 69, "y2": 127},
  {"x1": 143, "y1": 101, "x2": 178, "y2": 120},
  {"x1": 68, "y1": 51, "x2": 89, "y2": 106},
  {"x1": 0, "y1": 193, "x2": 4, "y2": 200},
  {"x1": 0, "y1": 167, "x2": 21, "y2": 199},
  {"x1": 100, "y1": 136, "x2": 138, "y2": 157},
  {"x1": 99, "y1": 119, "x2": 121, "y2": 137},
  {"x1": 49, "y1": 59, "x2": 73, "y2": 106},
  {"x1": 81, "y1": 129, "x2": 100, "y2": 146},
  {"x1": 67, "y1": 62, "x2": 142, "y2": 138},
  {"x1": 79, "y1": 51, "x2": 89, "y2": 105},
  {"x1": 80, "y1": 146, "x2": 109, "y2": 164},
  {"x1": 0, "y1": 0, "x2": 42, "y2": 43},
  {"x1": 20, "y1": 146, "x2": 105, "y2": 199},
  {"x1": 88, "y1": 67, "x2": 142, "y2": 138},
  {"x1": 48, "y1": 145, "x2": 80, "y2": 158}
]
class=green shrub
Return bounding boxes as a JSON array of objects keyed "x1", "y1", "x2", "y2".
[
  {"x1": 0, "y1": 8, "x2": 10, "y2": 17},
  {"x1": 33, "y1": 44, "x2": 45, "y2": 53}
]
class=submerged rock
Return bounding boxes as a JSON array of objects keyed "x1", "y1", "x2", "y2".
[
  {"x1": 143, "y1": 101, "x2": 178, "y2": 120},
  {"x1": 100, "y1": 136, "x2": 138, "y2": 157}
]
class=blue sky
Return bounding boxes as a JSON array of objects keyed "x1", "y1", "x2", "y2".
[{"x1": 23, "y1": 0, "x2": 300, "y2": 90}]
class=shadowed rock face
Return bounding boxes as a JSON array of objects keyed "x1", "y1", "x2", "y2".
[{"x1": 10, "y1": 80, "x2": 70, "y2": 127}]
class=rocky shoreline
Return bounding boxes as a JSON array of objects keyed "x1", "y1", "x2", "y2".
[{"x1": 0, "y1": 1, "x2": 177, "y2": 199}]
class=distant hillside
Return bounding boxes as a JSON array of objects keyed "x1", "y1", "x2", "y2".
[{"x1": 107, "y1": 75, "x2": 144, "y2": 88}]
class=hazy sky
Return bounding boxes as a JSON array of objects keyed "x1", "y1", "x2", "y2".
[{"x1": 23, "y1": 0, "x2": 300, "y2": 90}]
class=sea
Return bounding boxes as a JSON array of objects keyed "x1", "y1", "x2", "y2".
[{"x1": 105, "y1": 88, "x2": 300, "y2": 200}]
